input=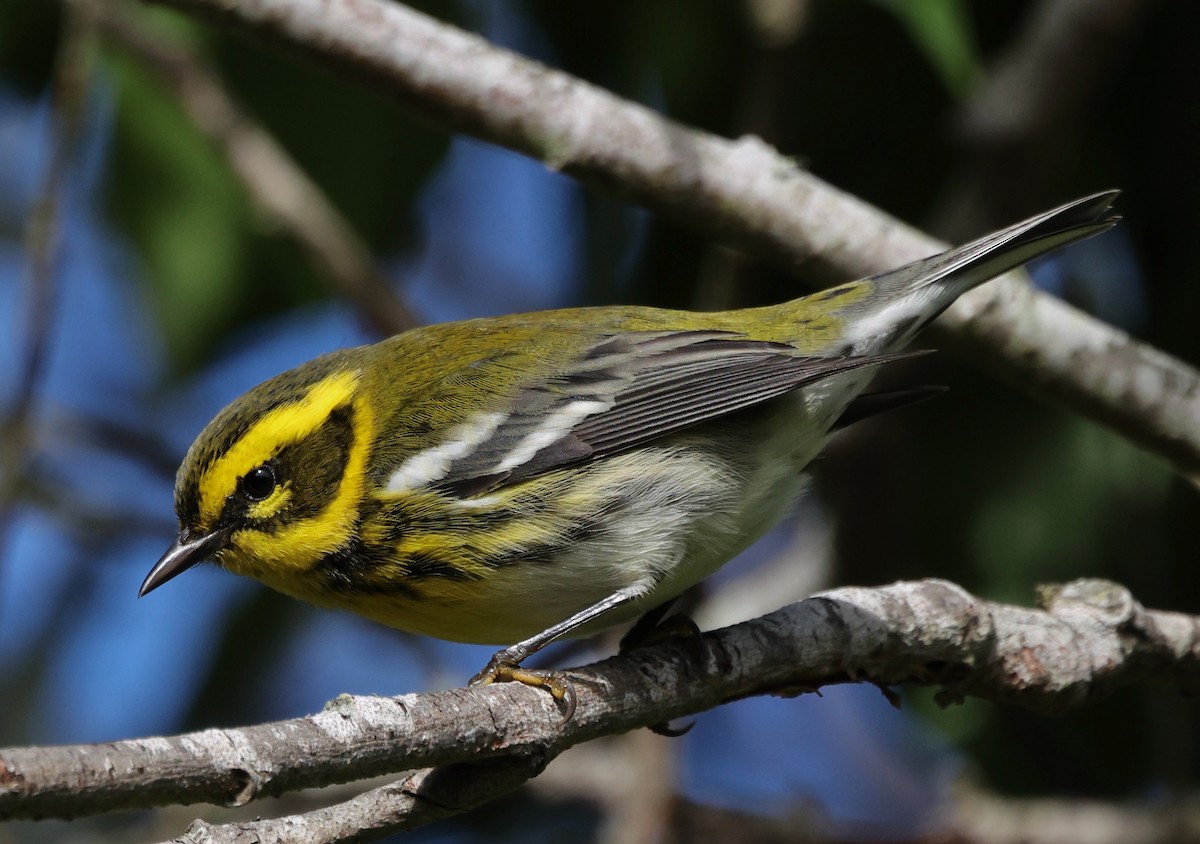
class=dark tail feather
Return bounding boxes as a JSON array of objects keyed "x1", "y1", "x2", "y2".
[
  {"x1": 832, "y1": 386, "x2": 949, "y2": 431},
  {"x1": 872, "y1": 191, "x2": 1121, "y2": 302},
  {"x1": 840, "y1": 192, "x2": 1121, "y2": 354}
]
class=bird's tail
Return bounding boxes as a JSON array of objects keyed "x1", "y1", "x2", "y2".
[{"x1": 839, "y1": 191, "x2": 1120, "y2": 353}]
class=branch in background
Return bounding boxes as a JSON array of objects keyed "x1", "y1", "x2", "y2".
[
  {"x1": 948, "y1": 784, "x2": 1200, "y2": 844},
  {"x1": 934, "y1": 0, "x2": 1148, "y2": 240},
  {"x1": 593, "y1": 730, "x2": 680, "y2": 844},
  {"x1": 88, "y1": 0, "x2": 417, "y2": 337},
  {"x1": 169, "y1": 756, "x2": 550, "y2": 844},
  {"x1": 4, "y1": 578, "x2": 1200, "y2": 827},
  {"x1": 528, "y1": 769, "x2": 1200, "y2": 844},
  {"x1": 0, "y1": 5, "x2": 97, "y2": 568},
  {"x1": 155, "y1": 757, "x2": 1200, "y2": 844},
  {"x1": 963, "y1": 0, "x2": 1143, "y2": 150},
  {"x1": 135, "y1": 0, "x2": 1200, "y2": 483}
]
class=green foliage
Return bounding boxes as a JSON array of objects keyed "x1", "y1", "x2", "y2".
[
  {"x1": 101, "y1": 10, "x2": 448, "y2": 371},
  {"x1": 873, "y1": 0, "x2": 983, "y2": 97},
  {"x1": 104, "y1": 44, "x2": 249, "y2": 370},
  {"x1": 970, "y1": 416, "x2": 1172, "y2": 604}
]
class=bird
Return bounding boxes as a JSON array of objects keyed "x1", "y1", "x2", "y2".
[{"x1": 140, "y1": 191, "x2": 1118, "y2": 716}]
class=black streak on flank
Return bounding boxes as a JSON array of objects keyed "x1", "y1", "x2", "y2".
[
  {"x1": 315, "y1": 541, "x2": 420, "y2": 599},
  {"x1": 405, "y1": 552, "x2": 479, "y2": 581},
  {"x1": 518, "y1": 517, "x2": 607, "y2": 567}
]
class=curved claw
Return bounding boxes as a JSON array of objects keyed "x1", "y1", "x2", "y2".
[
  {"x1": 649, "y1": 719, "x2": 695, "y2": 738},
  {"x1": 470, "y1": 656, "x2": 578, "y2": 723}
]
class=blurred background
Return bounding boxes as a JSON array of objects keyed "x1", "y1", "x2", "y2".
[{"x1": 2, "y1": 1, "x2": 1199, "y2": 842}]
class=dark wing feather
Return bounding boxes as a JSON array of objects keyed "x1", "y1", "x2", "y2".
[{"x1": 437, "y1": 330, "x2": 913, "y2": 496}]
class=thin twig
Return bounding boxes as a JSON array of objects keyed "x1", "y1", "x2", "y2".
[
  {"x1": 0, "y1": 4, "x2": 97, "y2": 573},
  {"x1": 933, "y1": 0, "x2": 1149, "y2": 240},
  {"x1": 170, "y1": 756, "x2": 550, "y2": 844},
  {"x1": 91, "y1": 1, "x2": 417, "y2": 336}
]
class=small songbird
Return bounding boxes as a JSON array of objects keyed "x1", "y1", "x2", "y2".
[{"x1": 141, "y1": 192, "x2": 1118, "y2": 712}]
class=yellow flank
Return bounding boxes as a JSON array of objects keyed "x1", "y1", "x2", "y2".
[
  {"x1": 198, "y1": 370, "x2": 362, "y2": 525},
  {"x1": 460, "y1": 513, "x2": 560, "y2": 557},
  {"x1": 394, "y1": 533, "x2": 489, "y2": 578}
]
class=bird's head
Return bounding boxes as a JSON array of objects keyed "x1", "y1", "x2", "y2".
[{"x1": 140, "y1": 348, "x2": 374, "y2": 597}]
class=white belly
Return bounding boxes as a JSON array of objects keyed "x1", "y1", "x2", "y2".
[{"x1": 409, "y1": 395, "x2": 835, "y2": 644}]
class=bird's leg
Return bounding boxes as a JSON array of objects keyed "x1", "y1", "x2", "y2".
[{"x1": 470, "y1": 584, "x2": 646, "y2": 721}]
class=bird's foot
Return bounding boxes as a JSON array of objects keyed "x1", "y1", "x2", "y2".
[{"x1": 470, "y1": 653, "x2": 578, "y2": 723}]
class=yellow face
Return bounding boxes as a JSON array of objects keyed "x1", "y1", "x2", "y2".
[{"x1": 177, "y1": 365, "x2": 375, "y2": 581}]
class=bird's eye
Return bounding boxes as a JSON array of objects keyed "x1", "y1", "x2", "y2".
[{"x1": 240, "y1": 464, "x2": 277, "y2": 501}]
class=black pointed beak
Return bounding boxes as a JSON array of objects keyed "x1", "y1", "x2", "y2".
[{"x1": 139, "y1": 527, "x2": 232, "y2": 597}]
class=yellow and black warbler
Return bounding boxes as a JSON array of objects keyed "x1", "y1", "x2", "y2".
[{"x1": 141, "y1": 192, "x2": 1117, "y2": 710}]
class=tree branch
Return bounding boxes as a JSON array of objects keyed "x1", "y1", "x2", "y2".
[
  {"x1": 962, "y1": 0, "x2": 1144, "y2": 148},
  {"x1": 4, "y1": 578, "x2": 1200, "y2": 826},
  {"x1": 138, "y1": 0, "x2": 1200, "y2": 482},
  {"x1": 948, "y1": 784, "x2": 1200, "y2": 844},
  {"x1": 87, "y1": 0, "x2": 417, "y2": 336},
  {"x1": 169, "y1": 756, "x2": 550, "y2": 844},
  {"x1": 931, "y1": 0, "x2": 1149, "y2": 277}
]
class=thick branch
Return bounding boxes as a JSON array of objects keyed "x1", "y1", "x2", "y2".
[
  {"x1": 141, "y1": 0, "x2": 1200, "y2": 480},
  {"x1": 4, "y1": 578, "x2": 1200, "y2": 823}
]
